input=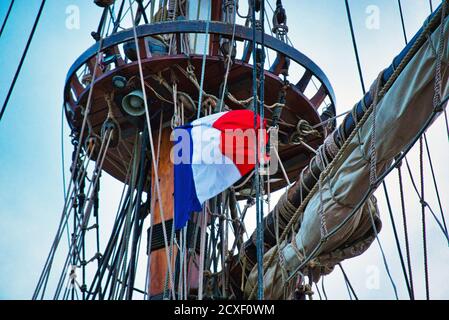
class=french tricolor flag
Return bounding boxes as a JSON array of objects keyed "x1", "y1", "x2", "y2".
[{"x1": 173, "y1": 110, "x2": 267, "y2": 230}]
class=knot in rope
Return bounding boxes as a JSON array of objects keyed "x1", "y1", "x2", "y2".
[
  {"x1": 81, "y1": 74, "x2": 93, "y2": 86},
  {"x1": 272, "y1": 1, "x2": 289, "y2": 37},
  {"x1": 104, "y1": 92, "x2": 116, "y2": 120},
  {"x1": 254, "y1": 19, "x2": 263, "y2": 31},
  {"x1": 224, "y1": 0, "x2": 235, "y2": 10},
  {"x1": 186, "y1": 62, "x2": 196, "y2": 79},
  {"x1": 295, "y1": 283, "x2": 314, "y2": 300},
  {"x1": 171, "y1": 82, "x2": 182, "y2": 128},
  {"x1": 290, "y1": 119, "x2": 321, "y2": 145},
  {"x1": 201, "y1": 95, "x2": 218, "y2": 115},
  {"x1": 101, "y1": 123, "x2": 119, "y2": 149},
  {"x1": 69, "y1": 265, "x2": 77, "y2": 281},
  {"x1": 420, "y1": 200, "x2": 429, "y2": 207}
]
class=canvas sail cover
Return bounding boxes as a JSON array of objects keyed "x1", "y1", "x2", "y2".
[{"x1": 244, "y1": 13, "x2": 449, "y2": 299}]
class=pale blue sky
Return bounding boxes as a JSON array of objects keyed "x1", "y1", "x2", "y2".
[{"x1": 0, "y1": 0, "x2": 447, "y2": 300}]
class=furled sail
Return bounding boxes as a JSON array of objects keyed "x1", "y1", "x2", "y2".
[{"x1": 243, "y1": 6, "x2": 449, "y2": 299}]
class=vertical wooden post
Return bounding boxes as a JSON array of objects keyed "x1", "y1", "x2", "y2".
[
  {"x1": 148, "y1": 126, "x2": 203, "y2": 299},
  {"x1": 209, "y1": 0, "x2": 223, "y2": 56},
  {"x1": 148, "y1": 127, "x2": 175, "y2": 298}
]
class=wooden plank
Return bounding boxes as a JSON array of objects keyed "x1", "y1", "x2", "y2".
[
  {"x1": 151, "y1": 128, "x2": 174, "y2": 225},
  {"x1": 209, "y1": 0, "x2": 223, "y2": 56},
  {"x1": 270, "y1": 54, "x2": 286, "y2": 76},
  {"x1": 138, "y1": 37, "x2": 150, "y2": 59},
  {"x1": 149, "y1": 127, "x2": 174, "y2": 297},
  {"x1": 310, "y1": 85, "x2": 327, "y2": 109},
  {"x1": 87, "y1": 56, "x2": 103, "y2": 78},
  {"x1": 148, "y1": 127, "x2": 202, "y2": 298},
  {"x1": 295, "y1": 70, "x2": 312, "y2": 93},
  {"x1": 70, "y1": 76, "x2": 84, "y2": 97},
  {"x1": 65, "y1": 21, "x2": 337, "y2": 108},
  {"x1": 111, "y1": 45, "x2": 125, "y2": 66}
]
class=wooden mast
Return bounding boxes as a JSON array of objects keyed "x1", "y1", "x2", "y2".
[
  {"x1": 148, "y1": 127, "x2": 175, "y2": 298},
  {"x1": 148, "y1": 127, "x2": 201, "y2": 299}
]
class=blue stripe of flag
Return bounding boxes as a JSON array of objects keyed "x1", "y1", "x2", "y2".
[{"x1": 174, "y1": 126, "x2": 202, "y2": 230}]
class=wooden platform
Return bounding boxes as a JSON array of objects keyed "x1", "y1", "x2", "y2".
[{"x1": 70, "y1": 54, "x2": 324, "y2": 194}]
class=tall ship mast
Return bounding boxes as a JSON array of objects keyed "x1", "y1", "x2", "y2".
[{"x1": 1, "y1": 0, "x2": 443, "y2": 300}]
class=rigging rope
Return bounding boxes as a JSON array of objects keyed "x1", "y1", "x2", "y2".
[
  {"x1": 86, "y1": 155, "x2": 133, "y2": 299},
  {"x1": 394, "y1": 0, "x2": 449, "y2": 216},
  {"x1": 397, "y1": 163, "x2": 415, "y2": 299},
  {"x1": 41, "y1": 13, "x2": 111, "y2": 291},
  {"x1": 250, "y1": 0, "x2": 266, "y2": 300},
  {"x1": 34, "y1": 148, "x2": 93, "y2": 299},
  {"x1": 61, "y1": 104, "x2": 71, "y2": 248},
  {"x1": 196, "y1": 1, "x2": 211, "y2": 119},
  {"x1": 312, "y1": 110, "x2": 351, "y2": 129},
  {"x1": 398, "y1": 0, "x2": 448, "y2": 235},
  {"x1": 383, "y1": 181, "x2": 413, "y2": 299},
  {"x1": 403, "y1": 158, "x2": 449, "y2": 240},
  {"x1": 0, "y1": 0, "x2": 14, "y2": 37},
  {"x1": 368, "y1": 199, "x2": 399, "y2": 300},
  {"x1": 198, "y1": 206, "x2": 208, "y2": 299},
  {"x1": 145, "y1": 111, "x2": 164, "y2": 299},
  {"x1": 53, "y1": 129, "x2": 113, "y2": 299},
  {"x1": 249, "y1": 2, "x2": 449, "y2": 299},
  {"x1": 126, "y1": 129, "x2": 149, "y2": 300},
  {"x1": 423, "y1": 135, "x2": 448, "y2": 242},
  {"x1": 398, "y1": 0, "x2": 409, "y2": 44},
  {"x1": 321, "y1": 277, "x2": 328, "y2": 300},
  {"x1": 29, "y1": 0, "x2": 448, "y2": 301},
  {"x1": 398, "y1": 0, "x2": 449, "y2": 238},
  {"x1": 115, "y1": 139, "x2": 139, "y2": 300},
  {"x1": 218, "y1": 0, "x2": 237, "y2": 112},
  {"x1": 338, "y1": 263, "x2": 358, "y2": 300},
  {"x1": 420, "y1": 138, "x2": 430, "y2": 300},
  {"x1": 344, "y1": 0, "x2": 366, "y2": 93},
  {"x1": 258, "y1": 0, "x2": 267, "y2": 300},
  {"x1": 345, "y1": 0, "x2": 399, "y2": 299},
  {"x1": 88, "y1": 170, "x2": 132, "y2": 299},
  {"x1": 54, "y1": 91, "x2": 123, "y2": 300},
  {"x1": 314, "y1": 282, "x2": 322, "y2": 300},
  {"x1": 128, "y1": 0, "x2": 176, "y2": 299},
  {"x1": 432, "y1": 0, "x2": 449, "y2": 141},
  {"x1": 0, "y1": 0, "x2": 45, "y2": 121}
]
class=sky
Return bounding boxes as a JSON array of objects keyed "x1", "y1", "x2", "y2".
[{"x1": 0, "y1": 0, "x2": 448, "y2": 300}]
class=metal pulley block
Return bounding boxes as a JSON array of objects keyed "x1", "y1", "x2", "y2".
[
  {"x1": 101, "y1": 117, "x2": 121, "y2": 149},
  {"x1": 84, "y1": 134, "x2": 102, "y2": 159},
  {"x1": 220, "y1": 41, "x2": 237, "y2": 63}
]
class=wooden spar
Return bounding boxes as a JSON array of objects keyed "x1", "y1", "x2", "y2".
[
  {"x1": 209, "y1": 0, "x2": 223, "y2": 56},
  {"x1": 148, "y1": 127, "x2": 200, "y2": 299},
  {"x1": 148, "y1": 127, "x2": 174, "y2": 298}
]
